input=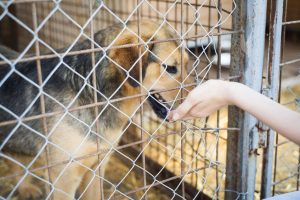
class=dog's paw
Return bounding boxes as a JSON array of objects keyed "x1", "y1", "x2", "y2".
[{"x1": 18, "y1": 184, "x2": 43, "y2": 200}]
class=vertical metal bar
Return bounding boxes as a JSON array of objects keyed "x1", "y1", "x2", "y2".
[
  {"x1": 89, "y1": 1, "x2": 102, "y2": 199},
  {"x1": 156, "y1": 0, "x2": 159, "y2": 19},
  {"x1": 226, "y1": 0, "x2": 268, "y2": 199},
  {"x1": 260, "y1": 0, "x2": 284, "y2": 198},
  {"x1": 175, "y1": 1, "x2": 178, "y2": 30},
  {"x1": 192, "y1": 0, "x2": 199, "y2": 187},
  {"x1": 272, "y1": 0, "x2": 288, "y2": 195},
  {"x1": 203, "y1": 0, "x2": 212, "y2": 183},
  {"x1": 32, "y1": 3, "x2": 52, "y2": 196},
  {"x1": 225, "y1": 0, "x2": 244, "y2": 199},
  {"x1": 136, "y1": 1, "x2": 147, "y2": 199},
  {"x1": 242, "y1": 1, "x2": 268, "y2": 199},
  {"x1": 215, "y1": 0, "x2": 222, "y2": 198},
  {"x1": 184, "y1": 1, "x2": 192, "y2": 188},
  {"x1": 208, "y1": 0, "x2": 212, "y2": 46},
  {"x1": 180, "y1": 0, "x2": 185, "y2": 198}
]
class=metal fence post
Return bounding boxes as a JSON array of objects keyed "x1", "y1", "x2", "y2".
[
  {"x1": 242, "y1": 1, "x2": 268, "y2": 199},
  {"x1": 226, "y1": 0, "x2": 245, "y2": 199},
  {"x1": 261, "y1": 0, "x2": 284, "y2": 198},
  {"x1": 226, "y1": 1, "x2": 268, "y2": 199}
]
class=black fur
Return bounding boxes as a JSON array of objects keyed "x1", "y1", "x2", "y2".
[{"x1": 0, "y1": 27, "x2": 127, "y2": 156}]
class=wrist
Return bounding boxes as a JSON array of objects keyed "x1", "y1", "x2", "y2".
[{"x1": 225, "y1": 81, "x2": 243, "y2": 106}]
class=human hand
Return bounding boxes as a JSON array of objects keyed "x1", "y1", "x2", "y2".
[{"x1": 168, "y1": 80, "x2": 234, "y2": 121}]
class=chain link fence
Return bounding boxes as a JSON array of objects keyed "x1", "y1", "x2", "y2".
[{"x1": 0, "y1": 0, "x2": 299, "y2": 200}]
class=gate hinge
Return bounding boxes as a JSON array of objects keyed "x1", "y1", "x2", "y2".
[
  {"x1": 249, "y1": 122, "x2": 270, "y2": 155},
  {"x1": 248, "y1": 87, "x2": 271, "y2": 154},
  {"x1": 256, "y1": 122, "x2": 270, "y2": 148}
]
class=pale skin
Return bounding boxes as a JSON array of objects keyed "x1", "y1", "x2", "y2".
[{"x1": 168, "y1": 80, "x2": 300, "y2": 145}]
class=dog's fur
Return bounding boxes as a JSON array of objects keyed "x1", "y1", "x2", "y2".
[{"x1": 0, "y1": 20, "x2": 189, "y2": 199}]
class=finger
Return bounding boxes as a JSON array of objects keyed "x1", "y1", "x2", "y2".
[
  {"x1": 167, "y1": 110, "x2": 176, "y2": 122},
  {"x1": 180, "y1": 103, "x2": 210, "y2": 120},
  {"x1": 168, "y1": 109, "x2": 194, "y2": 122},
  {"x1": 171, "y1": 99, "x2": 198, "y2": 121},
  {"x1": 179, "y1": 115, "x2": 197, "y2": 121}
]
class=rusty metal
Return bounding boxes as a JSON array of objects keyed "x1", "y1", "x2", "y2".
[
  {"x1": 0, "y1": 30, "x2": 242, "y2": 66},
  {"x1": 225, "y1": 0, "x2": 244, "y2": 199}
]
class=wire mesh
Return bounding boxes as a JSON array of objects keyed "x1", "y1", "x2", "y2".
[{"x1": 0, "y1": 0, "x2": 244, "y2": 199}]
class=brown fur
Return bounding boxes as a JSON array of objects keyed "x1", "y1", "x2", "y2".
[{"x1": 0, "y1": 20, "x2": 191, "y2": 199}]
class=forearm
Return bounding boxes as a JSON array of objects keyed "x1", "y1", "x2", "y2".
[{"x1": 229, "y1": 82, "x2": 300, "y2": 144}]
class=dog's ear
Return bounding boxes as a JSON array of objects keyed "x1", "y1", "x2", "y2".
[{"x1": 108, "y1": 35, "x2": 154, "y2": 87}]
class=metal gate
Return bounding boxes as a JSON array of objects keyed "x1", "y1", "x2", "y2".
[{"x1": 226, "y1": 0, "x2": 300, "y2": 199}]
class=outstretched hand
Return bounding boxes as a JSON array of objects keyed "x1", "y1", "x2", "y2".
[
  {"x1": 168, "y1": 79, "x2": 300, "y2": 145},
  {"x1": 168, "y1": 80, "x2": 233, "y2": 121}
]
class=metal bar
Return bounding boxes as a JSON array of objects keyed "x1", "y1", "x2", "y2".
[
  {"x1": 261, "y1": 0, "x2": 284, "y2": 198},
  {"x1": 202, "y1": 0, "x2": 213, "y2": 188},
  {"x1": 136, "y1": 1, "x2": 147, "y2": 199},
  {"x1": 216, "y1": 0, "x2": 222, "y2": 198},
  {"x1": 88, "y1": 0, "x2": 103, "y2": 198},
  {"x1": 147, "y1": 0, "x2": 234, "y2": 15},
  {"x1": 31, "y1": 3, "x2": 53, "y2": 197},
  {"x1": 191, "y1": 0, "x2": 199, "y2": 186},
  {"x1": 280, "y1": 58, "x2": 300, "y2": 66},
  {"x1": 0, "y1": 71, "x2": 240, "y2": 128},
  {"x1": 241, "y1": 1, "x2": 268, "y2": 199},
  {"x1": 282, "y1": 20, "x2": 300, "y2": 25},
  {"x1": 225, "y1": 0, "x2": 244, "y2": 199},
  {"x1": 0, "y1": 30, "x2": 243, "y2": 66},
  {"x1": 226, "y1": 0, "x2": 268, "y2": 199},
  {"x1": 180, "y1": 0, "x2": 185, "y2": 198},
  {"x1": 0, "y1": 83, "x2": 198, "y2": 127},
  {"x1": 272, "y1": 172, "x2": 300, "y2": 186},
  {"x1": 273, "y1": 0, "x2": 288, "y2": 195}
]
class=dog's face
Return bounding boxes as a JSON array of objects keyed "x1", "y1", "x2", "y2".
[
  {"x1": 108, "y1": 20, "x2": 191, "y2": 120},
  {"x1": 142, "y1": 40, "x2": 189, "y2": 119}
]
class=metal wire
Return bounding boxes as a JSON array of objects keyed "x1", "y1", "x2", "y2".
[{"x1": 0, "y1": 0, "x2": 248, "y2": 199}]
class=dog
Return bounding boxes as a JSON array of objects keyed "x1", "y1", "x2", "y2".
[{"x1": 0, "y1": 20, "x2": 190, "y2": 199}]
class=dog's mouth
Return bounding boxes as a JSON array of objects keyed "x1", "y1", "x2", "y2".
[{"x1": 147, "y1": 90, "x2": 170, "y2": 121}]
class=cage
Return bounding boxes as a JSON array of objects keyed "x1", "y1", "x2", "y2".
[{"x1": 0, "y1": 0, "x2": 299, "y2": 200}]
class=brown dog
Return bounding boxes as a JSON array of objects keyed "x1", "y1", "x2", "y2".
[{"x1": 0, "y1": 20, "x2": 190, "y2": 199}]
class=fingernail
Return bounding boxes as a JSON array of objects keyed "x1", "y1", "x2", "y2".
[
  {"x1": 172, "y1": 113, "x2": 180, "y2": 121},
  {"x1": 167, "y1": 112, "x2": 173, "y2": 121}
]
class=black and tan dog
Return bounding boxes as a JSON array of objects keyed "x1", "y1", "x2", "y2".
[{"x1": 0, "y1": 20, "x2": 190, "y2": 199}]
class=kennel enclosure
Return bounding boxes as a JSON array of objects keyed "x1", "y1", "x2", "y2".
[{"x1": 0, "y1": 0, "x2": 300, "y2": 199}]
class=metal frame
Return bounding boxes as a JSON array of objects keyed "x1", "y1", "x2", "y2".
[
  {"x1": 226, "y1": 0, "x2": 268, "y2": 199},
  {"x1": 261, "y1": 0, "x2": 284, "y2": 198}
]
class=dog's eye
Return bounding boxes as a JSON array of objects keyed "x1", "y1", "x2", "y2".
[{"x1": 162, "y1": 64, "x2": 178, "y2": 74}]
